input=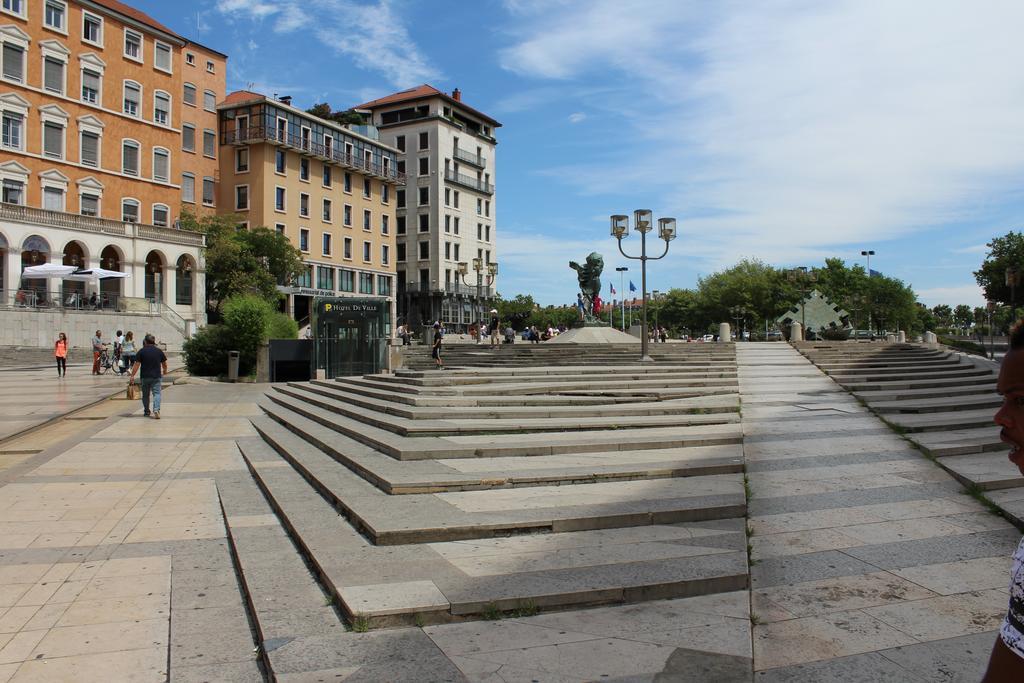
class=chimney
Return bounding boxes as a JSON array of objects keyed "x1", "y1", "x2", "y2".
[
  {"x1": 452, "y1": 88, "x2": 461, "y2": 102},
  {"x1": 280, "y1": 95, "x2": 292, "y2": 106}
]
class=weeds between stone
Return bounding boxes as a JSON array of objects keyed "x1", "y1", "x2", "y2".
[{"x1": 351, "y1": 614, "x2": 370, "y2": 632}]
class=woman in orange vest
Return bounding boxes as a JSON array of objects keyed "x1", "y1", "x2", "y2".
[{"x1": 54, "y1": 332, "x2": 68, "y2": 378}]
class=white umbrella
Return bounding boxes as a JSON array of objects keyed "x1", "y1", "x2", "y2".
[
  {"x1": 67, "y1": 268, "x2": 130, "y2": 282},
  {"x1": 21, "y1": 264, "x2": 77, "y2": 278}
]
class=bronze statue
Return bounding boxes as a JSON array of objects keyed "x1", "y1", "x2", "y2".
[{"x1": 569, "y1": 252, "x2": 604, "y2": 321}]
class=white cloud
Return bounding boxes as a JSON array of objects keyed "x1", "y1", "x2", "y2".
[
  {"x1": 952, "y1": 243, "x2": 991, "y2": 255},
  {"x1": 217, "y1": 0, "x2": 439, "y2": 88},
  {"x1": 915, "y1": 284, "x2": 986, "y2": 308},
  {"x1": 497, "y1": 0, "x2": 1024, "y2": 277},
  {"x1": 568, "y1": 112, "x2": 586, "y2": 124}
]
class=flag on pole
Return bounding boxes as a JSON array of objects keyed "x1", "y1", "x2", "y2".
[
  {"x1": 629, "y1": 281, "x2": 637, "y2": 292},
  {"x1": 610, "y1": 282, "x2": 616, "y2": 295},
  {"x1": 869, "y1": 269, "x2": 881, "y2": 278}
]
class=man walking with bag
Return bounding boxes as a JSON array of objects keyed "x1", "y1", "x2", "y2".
[{"x1": 128, "y1": 335, "x2": 168, "y2": 419}]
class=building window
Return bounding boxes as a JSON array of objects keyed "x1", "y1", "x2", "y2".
[
  {"x1": 299, "y1": 157, "x2": 309, "y2": 181},
  {"x1": 276, "y1": 187, "x2": 287, "y2": 212},
  {"x1": 1, "y1": 42, "x2": 24, "y2": 83},
  {"x1": 80, "y1": 130, "x2": 99, "y2": 166},
  {"x1": 124, "y1": 29, "x2": 142, "y2": 61},
  {"x1": 453, "y1": 191, "x2": 460, "y2": 208},
  {"x1": 82, "y1": 12, "x2": 102, "y2": 45},
  {"x1": 153, "y1": 148, "x2": 169, "y2": 182},
  {"x1": 299, "y1": 228, "x2": 309, "y2": 252},
  {"x1": 363, "y1": 209, "x2": 371, "y2": 231},
  {"x1": 396, "y1": 243, "x2": 406, "y2": 261},
  {"x1": 477, "y1": 198, "x2": 483, "y2": 215},
  {"x1": 275, "y1": 149, "x2": 285, "y2": 174},
  {"x1": 378, "y1": 275, "x2": 391, "y2": 296},
  {"x1": 206, "y1": 60, "x2": 215, "y2": 73},
  {"x1": 123, "y1": 81, "x2": 141, "y2": 117},
  {"x1": 185, "y1": 52, "x2": 195, "y2": 66},
  {"x1": 152, "y1": 204, "x2": 169, "y2": 227},
  {"x1": 453, "y1": 243, "x2": 460, "y2": 260},
  {"x1": 235, "y1": 147, "x2": 249, "y2": 172},
  {"x1": 359, "y1": 271, "x2": 373, "y2": 293},
  {"x1": 80, "y1": 192, "x2": 98, "y2": 216},
  {"x1": 154, "y1": 91, "x2": 170, "y2": 125},
  {"x1": 44, "y1": 1, "x2": 65, "y2": 31},
  {"x1": 154, "y1": 41, "x2": 171, "y2": 73},
  {"x1": 418, "y1": 131, "x2": 428, "y2": 150},
  {"x1": 299, "y1": 192, "x2": 308, "y2": 217},
  {"x1": 322, "y1": 165, "x2": 331, "y2": 187},
  {"x1": 396, "y1": 189, "x2": 405, "y2": 208},
  {"x1": 202, "y1": 177, "x2": 214, "y2": 205},
  {"x1": 381, "y1": 184, "x2": 389, "y2": 204},
  {"x1": 343, "y1": 237, "x2": 352, "y2": 259},
  {"x1": 418, "y1": 157, "x2": 428, "y2": 175},
  {"x1": 445, "y1": 242, "x2": 451, "y2": 260},
  {"x1": 203, "y1": 90, "x2": 216, "y2": 112},
  {"x1": 486, "y1": 225, "x2": 491, "y2": 241},
  {"x1": 381, "y1": 215, "x2": 389, "y2": 235},
  {"x1": 316, "y1": 265, "x2": 334, "y2": 290},
  {"x1": 485, "y1": 200, "x2": 490, "y2": 217},
  {"x1": 121, "y1": 199, "x2": 139, "y2": 223},
  {"x1": 454, "y1": 217, "x2": 460, "y2": 234},
  {"x1": 363, "y1": 178, "x2": 371, "y2": 198},
  {"x1": 182, "y1": 124, "x2": 195, "y2": 152},
  {"x1": 181, "y1": 173, "x2": 195, "y2": 203},
  {"x1": 339, "y1": 268, "x2": 354, "y2": 292},
  {"x1": 43, "y1": 57, "x2": 64, "y2": 94},
  {"x1": 343, "y1": 204, "x2": 352, "y2": 226},
  {"x1": 322, "y1": 199, "x2": 332, "y2": 222},
  {"x1": 477, "y1": 223, "x2": 483, "y2": 240},
  {"x1": 1, "y1": 178, "x2": 23, "y2": 204},
  {"x1": 183, "y1": 82, "x2": 196, "y2": 106},
  {"x1": 121, "y1": 139, "x2": 139, "y2": 175},
  {"x1": 274, "y1": 223, "x2": 285, "y2": 235},
  {"x1": 397, "y1": 159, "x2": 405, "y2": 175},
  {"x1": 322, "y1": 233, "x2": 331, "y2": 256},
  {"x1": 42, "y1": 121, "x2": 63, "y2": 158},
  {"x1": 418, "y1": 187, "x2": 429, "y2": 206},
  {"x1": 202, "y1": 130, "x2": 215, "y2": 158},
  {"x1": 42, "y1": 186, "x2": 64, "y2": 211},
  {"x1": 395, "y1": 134, "x2": 405, "y2": 151},
  {"x1": 444, "y1": 215, "x2": 450, "y2": 233},
  {"x1": 419, "y1": 214, "x2": 429, "y2": 232},
  {"x1": 381, "y1": 245, "x2": 390, "y2": 266},
  {"x1": 295, "y1": 265, "x2": 311, "y2": 287},
  {"x1": 81, "y1": 68, "x2": 100, "y2": 103},
  {"x1": 343, "y1": 172, "x2": 351, "y2": 193},
  {"x1": 235, "y1": 185, "x2": 248, "y2": 210},
  {"x1": 397, "y1": 216, "x2": 406, "y2": 234},
  {"x1": 419, "y1": 241, "x2": 429, "y2": 260},
  {"x1": 362, "y1": 242, "x2": 372, "y2": 263}
]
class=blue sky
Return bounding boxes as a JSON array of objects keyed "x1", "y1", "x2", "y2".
[{"x1": 138, "y1": 0, "x2": 1024, "y2": 308}]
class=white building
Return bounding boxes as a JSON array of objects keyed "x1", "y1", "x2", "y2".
[{"x1": 354, "y1": 86, "x2": 500, "y2": 331}]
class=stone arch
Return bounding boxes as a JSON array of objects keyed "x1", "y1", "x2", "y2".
[
  {"x1": 144, "y1": 249, "x2": 166, "y2": 302},
  {"x1": 99, "y1": 244, "x2": 124, "y2": 301},
  {"x1": 20, "y1": 235, "x2": 51, "y2": 301},
  {"x1": 175, "y1": 254, "x2": 196, "y2": 307},
  {"x1": 61, "y1": 240, "x2": 88, "y2": 304}
]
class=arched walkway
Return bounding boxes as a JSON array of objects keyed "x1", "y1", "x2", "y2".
[
  {"x1": 145, "y1": 250, "x2": 164, "y2": 303},
  {"x1": 175, "y1": 254, "x2": 195, "y2": 306}
]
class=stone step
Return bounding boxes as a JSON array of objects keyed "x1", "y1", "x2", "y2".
[
  {"x1": 237, "y1": 432, "x2": 748, "y2": 628},
  {"x1": 853, "y1": 382, "x2": 997, "y2": 403},
  {"x1": 264, "y1": 391, "x2": 744, "y2": 461},
  {"x1": 343, "y1": 374, "x2": 741, "y2": 397},
  {"x1": 275, "y1": 383, "x2": 740, "y2": 435},
  {"x1": 839, "y1": 375, "x2": 997, "y2": 392},
  {"x1": 828, "y1": 367, "x2": 993, "y2": 383},
  {"x1": 395, "y1": 363, "x2": 739, "y2": 378},
  {"x1": 818, "y1": 360, "x2": 964, "y2": 374},
  {"x1": 244, "y1": 416, "x2": 747, "y2": 546},
  {"x1": 869, "y1": 393, "x2": 1002, "y2": 414},
  {"x1": 298, "y1": 381, "x2": 739, "y2": 420},
  {"x1": 378, "y1": 370, "x2": 740, "y2": 388},
  {"x1": 884, "y1": 408, "x2": 998, "y2": 433},
  {"x1": 931, "y1": 451, "x2": 1024, "y2": 491},
  {"x1": 908, "y1": 425, "x2": 1003, "y2": 457},
  {"x1": 317, "y1": 379, "x2": 652, "y2": 407},
  {"x1": 257, "y1": 399, "x2": 745, "y2": 494}
]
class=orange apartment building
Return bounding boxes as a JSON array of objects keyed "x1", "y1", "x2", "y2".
[
  {"x1": 217, "y1": 91, "x2": 403, "y2": 326},
  {"x1": 0, "y1": 0, "x2": 225, "y2": 330}
]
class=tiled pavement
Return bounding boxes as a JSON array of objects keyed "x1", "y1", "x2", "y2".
[{"x1": 741, "y1": 343, "x2": 1018, "y2": 681}]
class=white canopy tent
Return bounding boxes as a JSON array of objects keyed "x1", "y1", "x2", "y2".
[
  {"x1": 21, "y1": 264, "x2": 77, "y2": 279},
  {"x1": 65, "y1": 268, "x2": 131, "y2": 282}
]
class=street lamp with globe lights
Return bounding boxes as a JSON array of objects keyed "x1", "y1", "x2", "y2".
[
  {"x1": 610, "y1": 210, "x2": 676, "y2": 361},
  {"x1": 457, "y1": 258, "x2": 497, "y2": 345}
]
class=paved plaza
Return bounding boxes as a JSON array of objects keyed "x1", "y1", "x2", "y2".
[{"x1": 0, "y1": 342, "x2": 1018, "y2": 681}]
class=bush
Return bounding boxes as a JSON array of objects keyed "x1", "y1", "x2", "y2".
[
  {"x1": 938, "y1": 335, "x2": 987, "y2": 357},
  {"x1": 222, "y1": 295, "x2": 274, "y2": 373},
  {"x1": 267, "y1": 312, "x2": 298, "y2": 340},
  {"x1": 182, "y1": 324, "x2": 233, "y2": 376}
]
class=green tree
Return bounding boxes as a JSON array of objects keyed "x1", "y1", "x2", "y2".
[
  {"x1": 931, "y1": 304, "x2": 953, "y2": 328},
  {"x1": 916, "y1": 303, "x2": 936, "y2": 332},
  {"x1": 306, "y1": 103, "x2": 366, "y2": 126},
  {"x1": 495, "y1": 294, "x2": 537, "y2": 330},
  {"x1": 953, "y1": 304, "x2": 973, "y2": 332},
  {"x1": 183, "y1": 212, "x2": 303, "y2": 315},
  {"x1": 974, "y1": 231, "x2": 1024, "y2": 306}
]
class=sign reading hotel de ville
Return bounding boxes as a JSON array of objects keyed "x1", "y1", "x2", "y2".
[{"x1": 277, "y1": 286, "x2": 337, "y2": 298}]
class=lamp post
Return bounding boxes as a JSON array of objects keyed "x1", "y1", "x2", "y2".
[
  {"x1": 861, "y1": 249, "x2": 875, "y2": 334},
  {"x1": 610, "y1": 210, "x2": 676, "y2": 362},
  {"x1": 615, "y1": 266, "x2": 628, "y2": 331},
  {"x1": 730, "y1": 305, "x2": 747, "y2": 341},
  {"x1": 1006, "y1": 267, "x2": 1019, "y2": 324},
  {"x1": 787, "y1": 267, "x2": 817, "y2": 340},
  {"x1": 848, "y1": 295, "x2": 863, "y2": 339},
  {"x1": 457, "y1": 258, "x2": 497, "y2": 345}
]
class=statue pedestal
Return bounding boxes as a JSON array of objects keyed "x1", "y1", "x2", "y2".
[{"x1": 579, "y1": 319, "x2": 610, "y2": 328}]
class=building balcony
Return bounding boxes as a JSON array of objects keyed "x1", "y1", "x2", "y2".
[
  {"x1": 222, "y1": 126, "x2": 407, "y2": 185},
  {"x1": 444, "y1": 170, "x2": 493, "y2": 195},
  {"x1": 0, "y1": 202, "x2": 205, "y2": 247},
  {"x1": 401, "y1": 281, "x2": 495, "y2": 297},
  {"x1": 453, "y1": 147, "x2": 486, "y2": 168}
]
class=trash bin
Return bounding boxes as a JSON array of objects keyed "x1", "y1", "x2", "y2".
[{"x1": 227, "y1": 350, "x2": 240, "y2": 382}]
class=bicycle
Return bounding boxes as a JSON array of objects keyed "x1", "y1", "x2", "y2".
[{"x1": 96, "y1": 347, "x2": 130, "y2": 375}]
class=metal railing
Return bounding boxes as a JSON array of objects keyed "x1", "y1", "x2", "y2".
[
  {"x1": 0, "y1": 203, "x2": 205, "y2": 247},
  {"x1": 402, "y1": 282, "x2": 495, "y2": 297},
  {"x1": 222, "y1": 126, "x2": 407, "y2": 184},
  {"x1": 444, "y1": 170, "x2": 493, "y2": 194},
  {"x1": 1, "y1": 288, "x2": 125, "y2": 311},
  {"x1": 158, "y1": 302, "x2": 189, "y2": 336},
  {"x1": 453, "y1": 147, "x2": 486, "y2": 167}
]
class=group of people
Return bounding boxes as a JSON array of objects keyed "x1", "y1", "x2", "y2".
[
  {"x1": 648, "y1": 326, "x2": 670, "y2": 343},
  {"x1": 55, "y1": 328, "x2": 167, "y2": 419}
]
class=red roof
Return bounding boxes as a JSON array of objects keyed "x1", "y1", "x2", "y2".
[
  {"x1": 90, "y1": 0, "x2": 179, "y2": 38},
  {"x1": 222, "y1": 90, "x2": 263, "y2": 106},
  {"x1": 354, "y1": 84, "x2": 501, "y2": 127}
]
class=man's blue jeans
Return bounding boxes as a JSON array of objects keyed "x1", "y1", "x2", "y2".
[{"x1": 140, "y1": 377, "x2": 162, "y2": 414}]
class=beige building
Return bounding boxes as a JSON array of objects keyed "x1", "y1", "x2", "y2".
[
  {"x1": 217, "y1": 91, "x2": 402, "y2": 326},
  {"x1": 0, "y1": 0, "x2": 226, "y2": 333},
  {"x1": 354, "y1": 85, "x2": 500, "y2": 331}
]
